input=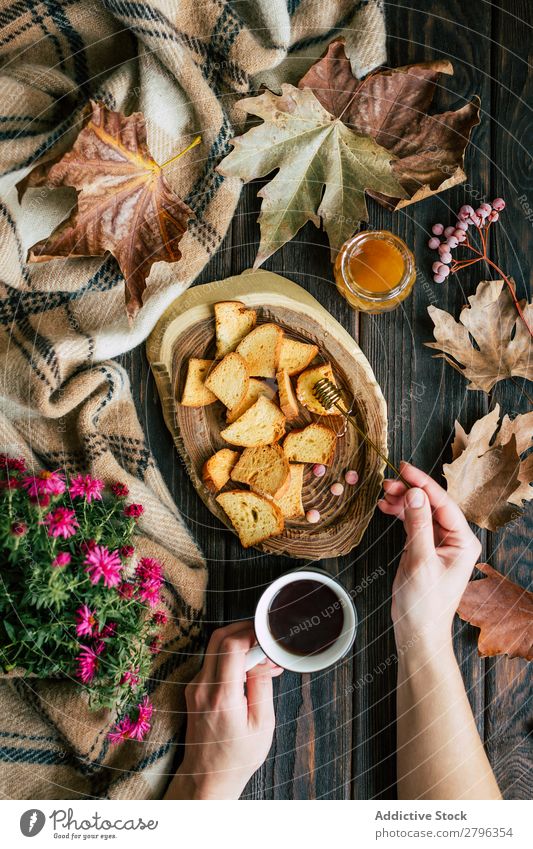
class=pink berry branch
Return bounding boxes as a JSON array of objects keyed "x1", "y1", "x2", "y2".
[{"x1": 428, "y1": 198, "x2": 533, "y2": 339}]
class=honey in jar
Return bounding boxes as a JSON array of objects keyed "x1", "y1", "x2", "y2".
[{"x1": 334, "y1": 230, "x2": 416, "y2": 313}]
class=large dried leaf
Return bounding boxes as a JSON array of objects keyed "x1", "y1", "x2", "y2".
[
  {"x1": 299, "y1": 40, "x2": 480, "y2": 209},
  {"x1": 457, "y1": 563, "x2": 533, "y2": 661},
  {"x1": 444, "y1": 405, "x2": 533, "y2": 530},
  {"x1": 21, "y1": 101, "x2": 194, "y2": 320},
  {"x1": 426, "y1": 279, "x2": 533, "y2": 392},
  {"x1": 217, "y1": 85, "x2": 407, "y2": 265}
]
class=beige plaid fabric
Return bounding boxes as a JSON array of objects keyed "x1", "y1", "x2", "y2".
[{"x1": 0, "y1": 0, "x2": 386, "y2": 799}]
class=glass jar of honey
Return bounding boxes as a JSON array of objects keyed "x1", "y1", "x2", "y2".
[{"x1": 334, "y1": 230, "x2": 416, "y2": 313}]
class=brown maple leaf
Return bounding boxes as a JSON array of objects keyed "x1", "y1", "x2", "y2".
[
  {"x1": 299, "y1": 40, "x2": 480, "y2": 209},
  {"x1": 21, "y1": 101, "x2": 195, "y2": 321},
  {"x1": 457, "y1": 563, "x2": 533, "y2": 661},
  {"x1": 426, "y1": 279, "x2": 533, "y2": 392},
  {"x1": 444, "y1": 405, "x2": 533, "y2": 530}
]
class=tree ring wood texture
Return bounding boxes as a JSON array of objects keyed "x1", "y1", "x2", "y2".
[{"x1": 146, "y1": 269, "x2": 388, "y2": 558}]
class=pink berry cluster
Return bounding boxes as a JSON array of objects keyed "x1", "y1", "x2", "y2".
[{"x1": 428, "y1": 198, "x2": 506, "y2": 282}]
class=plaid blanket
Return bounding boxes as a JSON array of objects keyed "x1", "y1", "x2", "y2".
[{"x1": 0, "y1": 0, "x2": 386, "y2": 799}]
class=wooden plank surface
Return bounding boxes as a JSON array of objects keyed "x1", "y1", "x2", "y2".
[{"x1": 121, "y1": 0, "x2": 531, "y2": 800}]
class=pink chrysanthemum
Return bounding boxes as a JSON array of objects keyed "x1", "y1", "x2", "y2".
[
  {"x1": 0, "y1": 478, "x2": 21, "y2": 490},
  {"x1": 76, "y1": 605, "x2": 99, "y2": 637},
  {"x1": 84, "y1": 545, "x2": 122, "y2": 588},
  {"x1": 69, "y1": 474, "x2": 105, "y2": 503},
  {"x1": 136, "y1": 557, "x2": 164, "y2": 608},
  {"x1": 108, "y1": 716, "x2": 135, "y2": 745},
  {"x1": 10, "y1": 521, "x2": 27, "y2": 536},
  {"x1": 98, "y1": 622, "x2": 117, "y2": 639},
  {"x1": 111, "y1": 482, "x2": 129, "y2": 498},
  {"x1": 44, "y1": 507, "x2": 79, "y2": 539},
  {"x1": 23, "y1": 469, "x2": 65, "y2": 498},
  {"x1": 0, "y1": 454, "x2": 26, "y2": 472},
  {"x1": 124, "y1": 503, "x2": 144, "y2": 518},
  {"x1": 128, "y1": 696, "x2": 153, "y2": 741},
  {"x1": 52, "y1": 552, "x2": 72, "y2": 568},
  {"x1": 149, "y1": 637, "x2": 161, "y2": 655},
  {"x1": 120, "y1": 545, "x2": 135, "y2": 559},
  {"x1": 117, "y1": 581, "x2": 135, "y2": 599},
  {"x1": 152, "y1": 610, "x2": 168, "y2": 626},
  {"x1": 76, "y1": 645, "x2": 100, "y2": 683},
  {"x1": 120, "y1": 667, "x2": 140, "y2": 688}
]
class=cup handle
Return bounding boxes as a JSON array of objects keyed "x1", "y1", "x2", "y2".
[{"x1": 244, "y1": 644, "x2": 267, "y2": 672}]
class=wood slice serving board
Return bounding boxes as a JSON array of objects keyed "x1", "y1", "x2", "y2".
[{"x1": 146, "y1": 270, "x2": 388, "y2": 559}]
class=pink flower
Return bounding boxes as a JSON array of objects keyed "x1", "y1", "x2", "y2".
[
  {"x1": 0, "y1": 454, "x2": 26, "y2": 472},
  {"x1": 52, "y1": 552, "x2": 72, "y2": 568},
  {"x1": 108, "y1": 716, "x2": 135, "y2": 745},
  {"x1": 136, "y1": 557, "x2": 163, "y2": 586},
  {"x1": 76, "y1": 605, "x2": 99, "y2": 637},
  {"x1": 136, "y1": 557, "x2": 164, "y2": 608},
  {"x1": 69, "y1": 474, "x2": 104, "y2": 503},
  {"x1": 44, "y1": 507, "x2": 79, "y2": 539},
  {"x1": 76, "y1": 645, "x2": 100, "y2": 683},
  {"x1": 128, "y1": 696, "x2": 153, "y2": 741},
  {"x1": 98, "y1": 622, "x2": 117, "y2": 639},
  {"x1": 84, "y1": 545, "x2": 122, "y2": 588},
  {"x1": 152, "y1": 610, "x2": 168, "y2": 626},
  {"x1": 23, "y1": 469, "x2": 65, "y2": 498},
  {"x1": 120, "y1": 545, "x2": 135, "y2": 559},
  {"x1": 118, "y1": 581, "x2": 135, "y2": 599},
  {"x1": 120, "y1": 667, "x2": 140, "y2": 688},
  {"x1": 0, "y1": 478, "x2": 21, "y2": 490},
  {"x1": 124, "y1": 503, "x2": 143, "y2": 518},
  {"x1": 149, "y1": 637, "x2": 161, "y2": 655},
  {"x1": 10, "y1": 521, "x2": 27, "y2": 536},
  {"x1": 30, "y1": 493, "x2": 50, "y2": 508},
  {"x1": 111, "y1": 482, "x2": 129, "y2": 498}
]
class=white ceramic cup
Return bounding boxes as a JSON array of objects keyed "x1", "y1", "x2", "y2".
[{"x1": 244, "y1": 568, "x2": 357, "y2": 673}]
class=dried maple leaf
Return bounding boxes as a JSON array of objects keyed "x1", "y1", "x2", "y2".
[
  {"x1": 217, "y1": 85, "x2": 407, "y2": 265},
  {"x1": 457, "y1": 563, "x2": 533, "y2": 661},
  {"x1": 444, "y1": 405, "x2": 533, "y2": 530},
  {"x1": 426, "y1": 279, "x2": 533, "y2": 392},
  {"x1": 21, "y1": 101, "x2": 194, "y2": 321},
  {"x1": 298, "y1": 40, "x2": 480, "y2": 210}
]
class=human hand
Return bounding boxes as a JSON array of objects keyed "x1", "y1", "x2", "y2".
[
  {"x1": 378, "y1": 461, "x2": 482, "y2": 652},
  {"x1": 165, "y1": 621, "x2": 283, "y2": 800}
]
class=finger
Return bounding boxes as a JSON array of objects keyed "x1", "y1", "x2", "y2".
[
  {"x1": 200, "y1": 621, "x2": 253, "y2": 682},
  {"x1": 400, "y1": 462, "x2": 471, "y2": 541},
  {"x1": 382, "y1": 492, "x2": 405, "y2": 506},
  {"x1": 377, "y1": 498, "x2": 405, "y2": 519},
  {"x1": 246, "y1": 661, "x2": 276, "y2": 727},
  {"x1": 214, "y1": 628, "x2": 257, "y2": 694},
  {"x1": 402, "y1": 487, "x2": 436, "y2": 565},
  {"x1": 383, "y1": 479, "x2": 408, "y2": 495}
]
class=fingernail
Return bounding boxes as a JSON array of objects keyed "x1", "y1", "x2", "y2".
[{"x1": 406, "y1": 487, "x2": 425, "y2": 508}]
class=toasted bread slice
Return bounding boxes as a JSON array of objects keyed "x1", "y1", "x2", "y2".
[
  {"x1": 296, "y1": 363, "x2": 338, "y2": 415},
  {"x1": 216, "y1": 490, "x2": 284, "y2": 547},
  {"x1": 215, "y1": 301, "x2": 257, "y2": 358},
  {"x1": 231, "y1": 444, "x2": 290, "y2": 498},
  {"x1": 278, "y1": 338, "x2": 319, "y2": 376},
  {"x1": 204, "y1": 352, "x2": 249, "y2": 409},
  {"x1": 274, "y1": 463, "x2": 305, "y2": 519},
  {"x1": 236, "y1": 323, "x2": 284, "y2": 378},
  {"x1": 283, "y1": 423, "x2": 337, "y2": 465},
  {"x1": 227, "y1": 378, "x2": 277, "y2": 424},
  {"x1": 202, "y1": 449, "x2": 240, "y2": 493},
  {"x1": 220, "y1": 396, "x2": 286, "y2": 447},
  {"x1": 180, "y1": 359, "x2": 217, "y2": 406},
  {"x1": 276, "y1": 370, "x2": 299, "y2": 421}
]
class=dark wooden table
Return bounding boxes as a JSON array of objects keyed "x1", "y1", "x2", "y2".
[{"x1": 122, "y1": 0, "x2": 532, "y2": 799}]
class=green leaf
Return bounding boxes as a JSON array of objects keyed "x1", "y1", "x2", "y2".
[{"x1": 217, "y1": 85, "x2": 407, "y2": 264}]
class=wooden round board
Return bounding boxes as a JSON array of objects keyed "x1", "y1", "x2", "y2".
[{"x1": 146, "y1": 269, "x2": 388, "y2": 559}]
